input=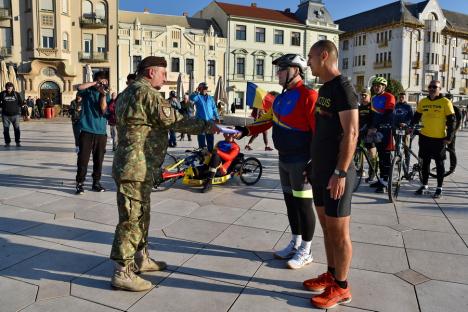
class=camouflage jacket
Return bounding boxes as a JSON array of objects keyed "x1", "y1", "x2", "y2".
[{"x1": 112, "y1": 77, "x2": 212, "y2": 183}]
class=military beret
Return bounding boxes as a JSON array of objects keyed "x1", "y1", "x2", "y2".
[{"x1": 137, "y1": 56, "x2": 167, "y2": 73}]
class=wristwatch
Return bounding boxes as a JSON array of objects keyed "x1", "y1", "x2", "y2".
[{"x1": 333, "y1": 169, "x2": 347, "y2": 178}]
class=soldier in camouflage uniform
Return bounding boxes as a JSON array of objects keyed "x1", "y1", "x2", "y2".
[{"x1": 110, "y1": 56, "x2": 216, "y2": 291}]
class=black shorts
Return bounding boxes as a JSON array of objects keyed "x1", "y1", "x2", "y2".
[
  {"x1": 418, "y1": 134, "x2": 446, "y2": 161},
  {"x1": 312, "y1": 168, "x2": 355, "y2": 218}
]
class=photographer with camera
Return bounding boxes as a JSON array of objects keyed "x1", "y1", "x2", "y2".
[{"x1": 74, "y1": 71, "x2": 110, "y2": 194}]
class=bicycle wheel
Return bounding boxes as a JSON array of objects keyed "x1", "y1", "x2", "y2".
[
  {"x1": 153, "y1": 153, "x2": 180, "y2": 191},
  {"x1": 353, "y1": 149, "x2": 364, "y2": 192},
  {"x1": 429, "y1": 148, "x2": 456, "y2": 178},
  {"x1": 240, "y1": 157, "x2": 262, "y2": 185},
  {"x1": 388, "y1": 155, "x2": 402, "y2": 203}
]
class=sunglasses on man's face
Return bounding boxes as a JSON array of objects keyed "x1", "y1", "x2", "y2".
[{"x1": 428, "y1": 85, "x2": 439, "y2": 90}]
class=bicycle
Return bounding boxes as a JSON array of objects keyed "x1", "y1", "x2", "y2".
[
  {"x1": 153, "y1": 149, "x2": 263, "y2": 191},
  {"x1": 387, "y1": 124, "x2": 423, "y2": 202},
  {"x1": 353, "y1": 137, "x2": 380, "y2": 192},
  {"x1": 428, "y1": 146, "x2": 456, "y2": 178}
]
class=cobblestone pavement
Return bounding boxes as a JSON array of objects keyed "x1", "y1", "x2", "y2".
[{"x1": 0, "y1": 119, "x2": 467, "y2": 311}]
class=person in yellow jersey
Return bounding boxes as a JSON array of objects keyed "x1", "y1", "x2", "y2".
[{"x1": 411, "y1": 80, "x2": 455, "y2": 198}]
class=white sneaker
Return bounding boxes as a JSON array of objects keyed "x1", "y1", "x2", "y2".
[
  {"x1": 287, "y1": 247, "x2": 313, "y2": 269},
  {"x1": 273, "y1": 240, "x2": 298, "y2": 259}
]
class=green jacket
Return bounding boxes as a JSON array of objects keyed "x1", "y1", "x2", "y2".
[{"x1": 112, "y1": 77, "x2": 212, "y2": 183}]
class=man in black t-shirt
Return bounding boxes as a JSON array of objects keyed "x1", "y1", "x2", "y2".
[
  {"x1": 302, "y1": 40, "x2": 358, "y2": 310},
  {"x1": 0, "y1": 82, "x2": 23, "y2": 147}
]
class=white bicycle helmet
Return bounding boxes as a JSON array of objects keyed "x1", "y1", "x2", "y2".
[{"x1": 272, "y1": 54, "x2": 308, "y2": 74}]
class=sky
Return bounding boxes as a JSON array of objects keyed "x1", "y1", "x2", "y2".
[{"x1": 119, "y1": 0, "x2": 468, "y2": 19}]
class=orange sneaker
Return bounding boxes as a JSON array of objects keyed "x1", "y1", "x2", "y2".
[
  {"x1": 303, "y1": 272, "x2": 334, "y2": 292},
  {"x1": 311, "y1": 282, "x2": 352, "y2": 309}
]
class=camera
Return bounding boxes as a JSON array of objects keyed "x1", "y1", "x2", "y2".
[{"x1": 96, "y1": 82, "x2": 109, "y2": 92}]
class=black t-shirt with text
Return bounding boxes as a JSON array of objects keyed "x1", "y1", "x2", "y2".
[
  {"x1": 310, "y1": 75, "x2": 358, "y2": 186},
  {"x1": 0, "y1": 91, "x2": 22, "y2": 116}
]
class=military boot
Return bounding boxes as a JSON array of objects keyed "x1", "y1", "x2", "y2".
[
  {"x1": 111, "y1": 262, "x2": 152, "y2": 292},
  {"x1": 135, "y1": 248, "x2": 167, "y2": 273}
]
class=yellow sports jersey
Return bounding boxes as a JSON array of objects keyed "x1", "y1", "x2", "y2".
[{"x1": 416, "y1": 96, "x2": 455, "y2": 138}]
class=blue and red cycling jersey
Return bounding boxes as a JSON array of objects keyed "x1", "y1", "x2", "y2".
[
  {"x1": 370, "y1": 91, "x2": 395, "y2": 129},
  {"x1": 246, "y1": 80, "x2": 317, "y2": 162},
  {"x1": 370, "y1": 91, "x2": 396, "y2": 150}
]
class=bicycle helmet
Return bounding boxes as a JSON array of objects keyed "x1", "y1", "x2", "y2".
[
  {"x1": 272, "y1": 54, "x2": 308, "y2": 74},
  {"x1": 372, "y1": 77, "x2": 388, "y2": 86},
  {"x1": 217, "y1": 141, "x2": 232, "y2": 153},
  {"x1": 273, "y1": 54, "x2": 308, "y2": 92}
]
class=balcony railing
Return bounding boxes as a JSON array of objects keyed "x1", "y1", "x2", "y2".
[
  {"x1": 461, "y1": 67, "x2": 468, "y2": 75},
  {"x1": 439, "y1": 63, "x2": 448, "y2": 72},
  {"x1": 378, "y1": 40, "x2": 388, "y2": 48},
  {"x1": 79, "y1": 16, "x2": 108, "y2": 28},
  {"x1": 0, "y1": 47, "x2": 12, "y2": 57},
  {"x1": 460, "y1": 87, "x2": 468, "y2": 95},
  {"x1": 373, "y1": 61, "x2": 392, "y2": 69},
  {"x1": 0, "y1": 7, "x2": 12, "y2": 20},
  {"x1": 412, "y1": 61, "x2": 421, "y2": 69},
  {"x1": 79, "y1": 51, "x2": 108, "y2": 63}
]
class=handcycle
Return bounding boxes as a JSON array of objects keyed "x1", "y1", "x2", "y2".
[{"x1": 153, "y1": 149, "x2": 263, "y2": 191}]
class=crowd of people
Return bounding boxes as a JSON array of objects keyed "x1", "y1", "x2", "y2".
[{"x1": 1, "y1": 38, "x2": 467, "y2": 309}]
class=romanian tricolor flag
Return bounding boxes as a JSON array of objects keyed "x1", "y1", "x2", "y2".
[{"x1": 246, "y1": 82, "x2": 274, "y2": 111}]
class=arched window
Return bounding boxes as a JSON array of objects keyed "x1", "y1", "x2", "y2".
[
  {"x1": 62, "y1": 32, "x2": 69, "y2": 50},
  {"x1": 82, "y1": 0, "x2": 92, "y2": 17},
  {"x1": 95, "y1": 2, "x2": 106, "y2": 20},
  {"x1": 62, "y1": 0, "x2": 69, "y2": 14},
  {"x1": 429, "y1": 12, "x2": 438, "y2": 20}
]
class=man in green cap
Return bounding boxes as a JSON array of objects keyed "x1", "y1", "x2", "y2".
[{"x1": 110, "y1": 56, "x2": 218, "y2": 291}]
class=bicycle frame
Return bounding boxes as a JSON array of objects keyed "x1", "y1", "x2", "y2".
[{"x1": 356, "y1": 140, "x2": 380, "y2": 180}]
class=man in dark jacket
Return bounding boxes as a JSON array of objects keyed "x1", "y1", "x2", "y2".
[{"x1": 1, "y1": 82, "x2": 23, "y2": 147}]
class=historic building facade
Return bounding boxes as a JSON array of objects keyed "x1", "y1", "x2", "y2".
[
  {"x1": 195, "y1": 0, "x2": 340, "y2": 109},
  {"x1": 336, "y1": 0, "x2": 468, "y2": 101},
  {"x1": 0, "y1": 0, "x2": 118, "y2": 105},
  {"x1": 117, "y1": 10, "x2": 226, "y2": 97}
]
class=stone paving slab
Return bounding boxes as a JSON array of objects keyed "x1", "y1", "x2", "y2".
[
  {"x1": 211, "y1": 224, "x2": 283, "y2": 252},
  {"x1": 20, "y1": 296, "x2": 120, "y2": 312},
  {"x1": 398, "y1": 212, "x2": 457, "y2": 233},
  {"x1": 177, "y1": 245, "x2": 262, "y2": 286},
  {"x1": 407, "y1": 249, "x2": 468, "y2": 284},
  {"x1": 163, "y1": 217, "x2": 230, "y2": 243},
  {"x1": 0, "y1": 231, "x2": 58, "y2": 271},
  {"x1": 229, "y1": 287, "x2": 319, "y2": 312},
  {"x1": 346, "y1": 268, "x2": 420, "y2": 312},
  {"x1": 0, "y1": 276, "x2": 38, "y2": 312},
  {"x1": 147, "y1": 234, "x2": 206, "y2": 271},
  {"x1": 403, "y1": 230, "x2": 468, "y2": 255},
  {"x1": 0, "y1": 204, "x2": 53, "y2": 233},
  {"x1": 416, "y1": 280, "x2": 468, "y2": 312},
  {"x1": 128, "y1": 272, "x2": 244, "y2": 312},
  {"x1": 350, "y1": 223, "x2": 404, "y2": 247},
  {"x1": 186, "y1": 204, "x2": 247, "y2": 224},
  {"x1": 75, "y1": 203, "x2": 118, "y2": 226},
  {"x1": 234, "y1": 209, "x2": 289, "y2": 232},
  {"x1": 151, "y1": 199, "x2": 200, "y2": 216}
]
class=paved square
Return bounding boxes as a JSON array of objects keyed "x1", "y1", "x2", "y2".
[{"x1": 0, "y1": 120, "x2": 467, "y2": 311}]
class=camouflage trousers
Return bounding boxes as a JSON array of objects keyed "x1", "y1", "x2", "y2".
[{"x1": 110, "y1": 181, "x2": 152, "y2": 266}]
